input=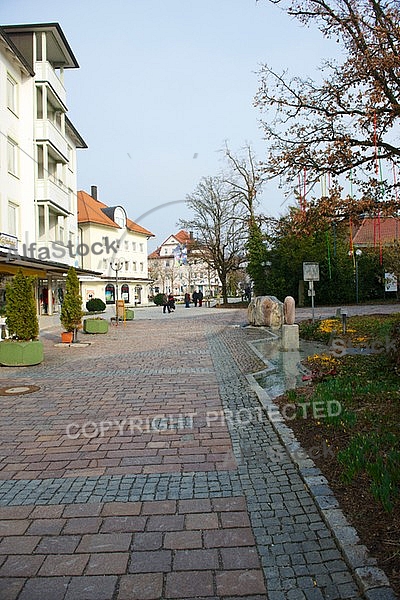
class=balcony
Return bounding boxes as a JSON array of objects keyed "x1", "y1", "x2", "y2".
[
  {"x1": 36, "y1": 179, "x2": 70, "y2": 214},
  {"x1": 35, "y1": 120, "x2": 68, "y2": 160},
  {"x1": 35, "y1": 61, "x2": 66, "y2": 105}
]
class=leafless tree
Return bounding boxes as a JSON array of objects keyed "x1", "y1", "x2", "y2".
[{"x1": 179, "y1": 176, "x2": 248, "y2": 304}]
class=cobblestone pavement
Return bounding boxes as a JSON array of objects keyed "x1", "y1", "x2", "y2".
[{"x1": 0, "y1": 306, "x2": 398, "y2": 599}]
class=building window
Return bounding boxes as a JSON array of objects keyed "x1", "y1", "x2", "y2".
[
  {"x1": 37, "y1": 145, "x2": 44, "y2": 179},
  {"x1": 140, "y1": 262, "x2": 144, "y2": 272},
  {"x1": 105, "y1": 284, "x2": 115, "y2": 304},
  {"x1": 139, "y1": 243, "x2": 144, "y2": 252},
  {"x1": 132, "y1": 242, "x2": 136, "y2": 251},
  {"x1": 7, "y1": 138, "x2": 18, "y2": 176},
  {"x1": 124, "y1": 241, "x2": 129, "y2": 250},
  {"x1": 8, "y1": 202, "x2": 18, "y2": 236},
  {"x1": 36, "y1": 86, "x2": 43, "y2": 119},
  {"x1": 125, "y1": 261, "x2": 129, "y2": 271},
  {"x1": 7, "y1": 74, "x2": 18, "y2": 115},
  {"x1": 121, "y1": 284, "x2": 129, "y2": 302},
  {"x1": 132, "y1": 262, "x2": 137, "y2": 271}
]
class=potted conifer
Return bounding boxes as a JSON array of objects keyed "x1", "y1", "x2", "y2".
[
  {"x1": 60, "y1": 267, "x2": 83, "y2": 343},
  {"x1": 0, "y1": 269, "x2": 44, "y2": 366}
]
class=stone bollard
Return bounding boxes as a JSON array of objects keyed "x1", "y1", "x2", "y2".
[
  {"x1": 282, "y1": 296, "x2": 299, "y2": 351},
  {"x1": 283, "y1": 296, "x2": 296, "y2": 325}
]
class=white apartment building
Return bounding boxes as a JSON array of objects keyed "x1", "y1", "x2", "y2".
[
  {"x1": 0, "y1": 23, "x2": 91, "y2": 314},
  {"x1": 78, "y1": 187, "x2": 154, "y2": 307},
  {"x1": 148, "y1": 230, "x2": 221, "y2": 298}
]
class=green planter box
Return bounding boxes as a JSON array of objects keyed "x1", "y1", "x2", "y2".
[
  {"x1": 83, "y1": 319, "x2": 109, "y2": 334},
  {"x1": 125, "y1": 309, "x2": 134, "y2": 320},
  {"x1": 0, "y1": 340, "x2": 44, "y2": 366}
]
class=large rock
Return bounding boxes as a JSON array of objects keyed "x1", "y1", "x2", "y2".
[{"x1": 247, "y1": 296, "x2": 284, "y2": 328}]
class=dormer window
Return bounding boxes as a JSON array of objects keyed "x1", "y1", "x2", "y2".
[{"x1": 114, "y1": 207, "x2": 126, "y2": 228}]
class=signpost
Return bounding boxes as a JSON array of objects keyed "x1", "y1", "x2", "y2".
[{"x1": 303, "y1": 262, "x2": 319, "y2": 322}]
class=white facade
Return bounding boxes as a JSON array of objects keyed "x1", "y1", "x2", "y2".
[
  {"x1": 78, "y1": 188, "x2": 154, "y2": 308},
  {"x1": 149, "y1": 230, "x2": 221, "y2": 299},
  {"x1": 0, "y1": 24, "x2": 87, "y2": 315},
  {"x1": 0, "y1": 29, "x2": 35, "y2": 257}
]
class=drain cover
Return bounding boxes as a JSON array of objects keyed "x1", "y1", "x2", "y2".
[{"x1": 0, "y1": 385, "x2": 40, "y2": 396}]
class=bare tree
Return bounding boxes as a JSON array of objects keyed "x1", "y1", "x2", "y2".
[
  {"x1": 255, "y1": 0, "x2": 400, "y2": 196},
  {"x1": 179, "y1": 176, "x2": 247, "y2": 304},
  {"x1": 223, "y1": 144, "x2": 264, "y2": 222}
]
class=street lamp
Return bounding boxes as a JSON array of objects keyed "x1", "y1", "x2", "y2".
[
  {"x1": 110, "y1": 259, "x2": 124, "y2": 325},
  {"x1": 348, "y1": 249, "x2": 362, "y2": 303},
  {"x1": 355, "y1": 249, "x2": 362, "y2": 303}
]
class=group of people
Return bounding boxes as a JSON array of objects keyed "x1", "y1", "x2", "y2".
[
  {"x1": 162, "y1": 290, "x2": 204, "y2": 313},
  {"x1": 184, "y1": 290, "x2": 203, "y2": 308},
  {"x1": 162, "y1": 293, "x2": 176, "y2": 314}
]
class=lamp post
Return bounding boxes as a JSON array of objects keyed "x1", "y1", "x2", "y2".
[
  {"x1": 348, "y1": 249, "x2": 362, "y2": 303},
  {"x1": 355, "y1": 249, "x2": 362, "y2": 304},
  {"x1": 110, "y1": 259, "x2": 123, "y2": 325}
]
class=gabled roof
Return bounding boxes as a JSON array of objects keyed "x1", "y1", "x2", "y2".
[
  {"x1": 148, "y1": 230, "x2": 193, "y2": 259},
  {"x1": 353, "y1": 217, "x2": 400, "y2": 246},
  {"x1": 77, "y1": 190, "x2": 154, "y2": 237},
  {"x1": 77, "y1": 191, "x2": 119, "y2": 229}
]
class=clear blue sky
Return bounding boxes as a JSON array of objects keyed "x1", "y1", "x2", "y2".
[{"x1": 2, "y1": 0, "x2": 340, "y2": 250}]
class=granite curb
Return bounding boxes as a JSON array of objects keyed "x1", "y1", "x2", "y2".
[{"x1": 245, "y1": 340, "x2": 398, "y2": 600}]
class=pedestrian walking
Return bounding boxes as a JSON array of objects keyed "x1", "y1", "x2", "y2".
[
  {"x1": 184, "y1": 292, "x2": 191, "y2": 308},
  {"x1": 198, "y1": 290, "x2": 203, "y2": 307},
  {"x1": 192, "y1": 291, "x2": 198, "y2": 307},
  {"x1": 168, "y1": 293, "x2": 175, "y2": 312},
  {"x1": 162, "y1": 293, "x2": 171, "y2": 314}
]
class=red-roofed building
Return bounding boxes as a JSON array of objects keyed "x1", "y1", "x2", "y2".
[
  {"x1": 352, "y1": 217, "x2": 400, "y2": 247},
  {"x1": 77, "y1": 186, "x2": 154, "y2": 306},
  {"x1": 148, "y1": 230, "x2": 221, "y2": 298}
]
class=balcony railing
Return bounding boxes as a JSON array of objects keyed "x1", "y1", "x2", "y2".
[
  {"x1": 35, "y1": 179, "x2": 69, "y2": 213},
  {"x1": 35, "y1": 62, "x2": 66, "y2": 105}
]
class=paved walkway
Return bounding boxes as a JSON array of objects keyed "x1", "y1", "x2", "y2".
[{"x1": 0, "y1": 305, "x2": 398, "y2": 599}]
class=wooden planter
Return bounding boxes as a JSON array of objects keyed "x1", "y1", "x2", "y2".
[
  {"x1": 83, "y1": 319, "x2": 108, "y2": 334},
  {"x1": 125, "y1": 309, "x2": 134, "y2": 321},
  {"x1": 0, "y1": 340, "x2": 44, "y2": 366}
]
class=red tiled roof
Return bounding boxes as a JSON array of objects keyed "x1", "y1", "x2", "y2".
[
  {"x1": 78, "y1": 191, "x2": 119, "y2": 228},
  {"x1": 352, "y1": 217, "x2": 400, "y2": 246},
  {"x1": 77, "y1": 190, "x2": 154, "y2": 237}
]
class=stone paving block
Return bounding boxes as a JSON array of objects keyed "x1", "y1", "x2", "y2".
[
  {"x1": 0, "y1": 578, "x2": 26, "y2": 600},
  {"x1": 173, "y1": 548, "x2": 219, "y2": 570},
  {"x1": 129, "y1": 549, "x2": 172, "y2": 573},
  {"x1": 118, "y1": 573, "x2": 163, "y2": 600},
  {"x1": 216, "y1": 569, "x2": 267, "y2": 596},
  {"x1": 64, "y1": 575, "x2": 118, "y2": 600},
  {"x1": 38, "y1": 553, "x2": 89, "y2": 576},
  {"x1": 85, "y1": 551, "x2": 129, "y2": 574},
  {"x1": 0, "y1": 535, "x2": 40, "y2": 554},
  {"x1": 62, "y1": 503, "x2": 103, "y2": 518},
  {"x1": 34, "y1": 535, "x2": 81, "y2": 554},
  {"x1": 146, "y1": 514, "x2": 185, "y2": 531},
  {"x1": 165, "y1": 570, "x2": 214, "y2": 598},
  {"x1": 76, "y1": 532, "x2": 132, "y2": 553},
  {"x1": 25, "y1": 518, "x2": 65, "y2": 536},
  {"x1": 0, "y1": 555, "x2": 44, "y2": 577},
  {"x1": 204, "y1": 527, "x2": 255, "y2": 548},
  {"x1": 101, "y1": 501, "x2": 142, "y2": 516},
  {"x1": 17, "y1": 576, "x2": 70, "y2": 600},
  {"x1": 100, "y1": 515, "x2": 147, "y2": 533},
  {"x1": 220, "y1": 546, "x2": 261, "y2": 569},
  {"x1": 163, "y1": 530, "x2": 202, "y2": 549},
  {"x1": 0, "y1": 519, "x2": 30, "y2": 536},
  {"x1": 62, "y1": 516, "x2": 102, "y2": 534},
  {"x1": 185, "y1": 512, "x2": 219, "y2": 530}
]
